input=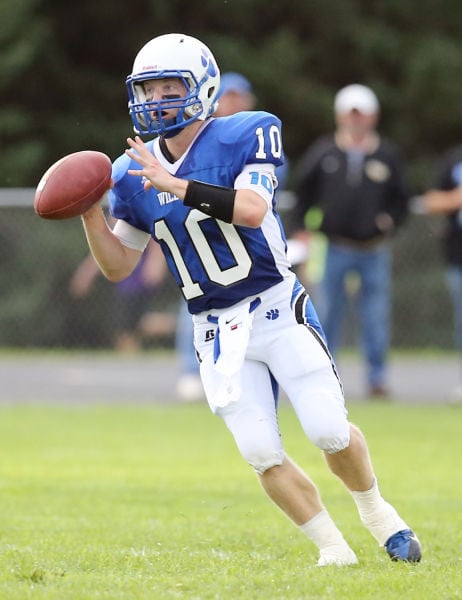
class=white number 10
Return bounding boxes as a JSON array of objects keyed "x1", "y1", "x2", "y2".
[
  {"x1": 255, "y1": 125, "x2": 282, "y2": 160},
  {"x1": 155, "y1": 211, "x2": 252, "y2": 300}
]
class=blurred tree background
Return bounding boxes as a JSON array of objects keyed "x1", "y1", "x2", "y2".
[
  {"x1": 0, "y1": 0, "x2": 460, "y2": 349},
  {"x1": 2, "y1": 0, "x2": 462, "y2": 188}
]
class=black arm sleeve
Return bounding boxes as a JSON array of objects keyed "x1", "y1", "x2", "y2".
[{"x1": 184, "y1": 180, "x2": 236, "y2": 223}]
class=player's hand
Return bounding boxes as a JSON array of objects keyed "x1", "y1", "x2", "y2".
[
  {"x1": 125, "y1": 136, "x2": 178, "y2": 193},
  {"x1": 81, "y1": 185, "x2": 113, "y2": 220}
]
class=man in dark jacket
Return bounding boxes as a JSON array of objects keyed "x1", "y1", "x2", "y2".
[{"x1": 293, "y1": 84, "x2": 409, "y2": 398}]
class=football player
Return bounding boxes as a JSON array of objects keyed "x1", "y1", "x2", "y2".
[{"x1": 79, "y1": 33, "x2": 421, "y2": 565}]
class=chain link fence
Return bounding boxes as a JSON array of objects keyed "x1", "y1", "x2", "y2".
[{"x1": 0, "y1": 189, "x2": 454, "y2": 351}]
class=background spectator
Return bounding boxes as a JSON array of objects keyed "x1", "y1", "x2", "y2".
[
  {"x1": 69, "y1": 233, "x2": 174, "y2": 353},
  {"x1": 292, "y1": 84, "x2": 409, "y2": 398},
  {"x1": 415, "y1": 147, "x2": 462, "y2": 401}
]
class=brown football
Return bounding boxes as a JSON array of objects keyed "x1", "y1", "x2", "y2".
[{"x1": 34, "y1": 150, "x2": 112, "y2": 219}]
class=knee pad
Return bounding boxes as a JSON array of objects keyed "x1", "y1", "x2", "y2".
[
  {"x1": 241, "y1": 446, "x2": 284, "y2": 475},
  {"x1": 218, "y1": 402, "x2": 284, "y2": 475},
  {"x1": 311, "y1": 426, "x2": 350, "y2": 453}
]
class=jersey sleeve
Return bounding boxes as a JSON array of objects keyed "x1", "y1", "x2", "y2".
[
  {"x1": 112, "y1": 220, "x2": 151, "y2": 251},
  {"x1": 107, "y1": 153, "x2": 134, "y2": 220},
  {"x1": 234, "y1": 163, "x2": 277, "y2": 207}
]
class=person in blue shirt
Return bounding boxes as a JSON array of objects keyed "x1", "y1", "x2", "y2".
[{"x1": 77, "y1": 33, "x2": 421, "y2": 565}]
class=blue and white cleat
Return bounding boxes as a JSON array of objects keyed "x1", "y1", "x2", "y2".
[{"x1": 385, "y1": 529, "x2": 422, "y2": 562}]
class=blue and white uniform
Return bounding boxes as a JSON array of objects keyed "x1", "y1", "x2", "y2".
[
  {"x1": 110, "y1": 111, "x2": 292, "y2": 312},
  {"x1": 109, "y1": 111, "x2": 349, "y2": 474}
]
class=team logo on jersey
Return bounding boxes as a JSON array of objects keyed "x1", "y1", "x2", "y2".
[{"x1": 265, "y1": 308, "x2": 279, "y2": 320}]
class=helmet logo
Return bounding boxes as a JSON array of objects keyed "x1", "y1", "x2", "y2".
[{"x1": 201, "y1": 49, "x2": 218, "y2": 78}]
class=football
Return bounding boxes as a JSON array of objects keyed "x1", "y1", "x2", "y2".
[{"x1": 34, "y1": 150, "x2": 112, "y2": 219}]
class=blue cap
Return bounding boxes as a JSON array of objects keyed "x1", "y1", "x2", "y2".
[{"x1": 217, "y1": 72, "x2": 253, "y2": 98}]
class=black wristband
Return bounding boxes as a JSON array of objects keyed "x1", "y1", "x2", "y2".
[{"x1": 184, "y1": 180, "x2": 236, "y2": 223}]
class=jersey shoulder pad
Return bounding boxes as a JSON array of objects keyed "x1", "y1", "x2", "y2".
[
  {"x1": 216, "y1": 111, "x2": 280, "y2": 142},
  {"x1": 214, "y1": 111, "x2": 284, "y2": 167}
]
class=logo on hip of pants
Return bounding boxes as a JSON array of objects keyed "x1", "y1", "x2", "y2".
[
  {"x1": 265, "y1": 308, "x2": 279, "y2": 320},
  {"x1": 204, "y1": 329, "x2": 215, "y2": 342}
]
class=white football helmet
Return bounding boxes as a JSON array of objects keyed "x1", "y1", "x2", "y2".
[{"x1": 126, "y1": 33, "x2": 220, "y2": 137}]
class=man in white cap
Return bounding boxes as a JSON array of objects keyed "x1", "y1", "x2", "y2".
[{"x1": 293, "y1": 84, "x2": 409, "y2": 398}]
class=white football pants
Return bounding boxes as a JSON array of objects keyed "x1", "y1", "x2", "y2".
[{"x1": 193, "y1": 274, "x2": 350, "y2": 474}]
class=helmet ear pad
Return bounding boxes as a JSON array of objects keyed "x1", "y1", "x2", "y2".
[
  {"x1": 184, "y1": 82, "x2": 219, "y2": 118},
  {"x1": 126, "y1": 34, "x2": 221, "y2": 137},
  {"x1": 183, "y1": 96, "x2": 203, "y2": 118}
]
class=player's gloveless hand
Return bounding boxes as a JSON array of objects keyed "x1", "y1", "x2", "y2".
[{"x1": 125, "y1": 136, "x2": 187, "y2": 197}]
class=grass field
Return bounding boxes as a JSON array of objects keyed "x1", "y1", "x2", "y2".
[{"x1": 0, "y1": 401, "x2": 460, "y2": 599}]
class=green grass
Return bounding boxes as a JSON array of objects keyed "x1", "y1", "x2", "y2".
[{"x1": 0, "y1": 402, "x2": 460, "y2": 599}]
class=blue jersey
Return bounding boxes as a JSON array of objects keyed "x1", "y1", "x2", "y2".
[{"x1": 109, "y1": 111, "x2": 292, "y2": 313}]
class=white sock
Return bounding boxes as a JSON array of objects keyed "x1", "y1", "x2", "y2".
[
  {"x1": 300, "y1": 509, "x2": 350, "y2": 551},
  {"x1": 300, "y1": 509, "x2": 358, "y2": 566},
  {"x1": 350, "y1": 478, "x2": 408, "y2": 545}
]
